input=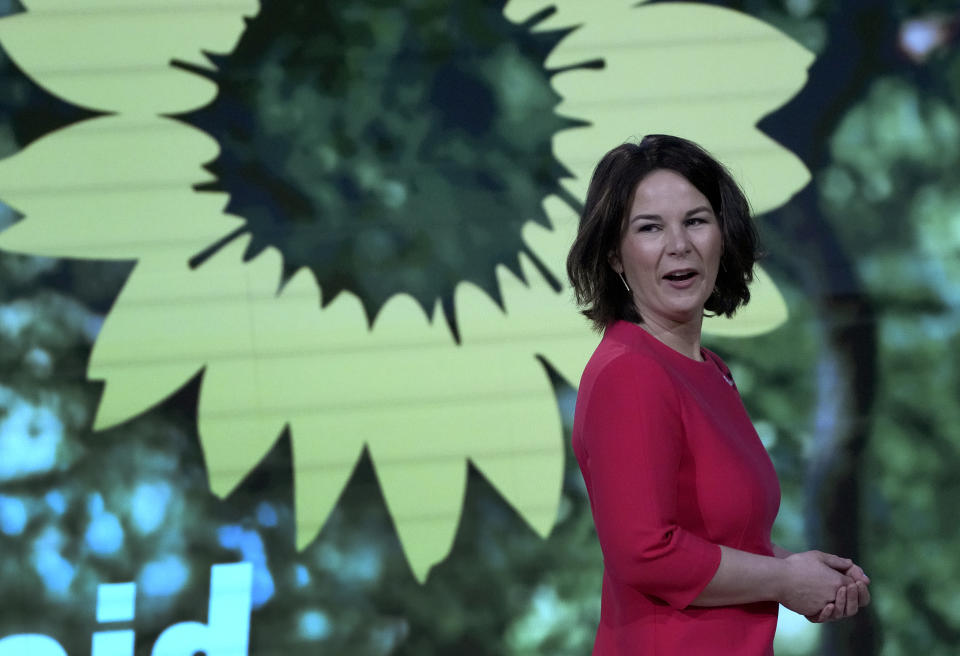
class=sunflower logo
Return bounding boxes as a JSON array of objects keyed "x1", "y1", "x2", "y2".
[{"x1": 0, "y1": 0, "x2": 810, "y2": 581}]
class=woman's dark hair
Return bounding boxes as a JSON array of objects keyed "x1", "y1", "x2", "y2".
[{"x1": 566, "y1": 134, "x2": 760, "y2": 331}]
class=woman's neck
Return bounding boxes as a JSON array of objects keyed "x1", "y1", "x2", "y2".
[{"x1": 636, "y1": 315, "x2": 704, "y2": 361}]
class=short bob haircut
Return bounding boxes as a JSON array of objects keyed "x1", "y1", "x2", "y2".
[{"x1": 566, "y1": 134, "x2": 760, "y2": 331}]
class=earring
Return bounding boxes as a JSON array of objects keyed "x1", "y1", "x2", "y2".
[{"x1": 617, "y1": 271, "x2": 630, "y2": 292}]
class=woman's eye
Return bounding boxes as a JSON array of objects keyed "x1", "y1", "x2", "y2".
[
  {"x1": 686, "y1": 217, "x2": 708, "y2": 226},
  {"x1": 637, "y1": 224, "x2": 659, "y2": 232}
]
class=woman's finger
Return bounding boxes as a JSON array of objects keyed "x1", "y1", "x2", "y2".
[
  {"x1": 845, "y1": 583, "x2": 859, "y2": 616},
  {"x1": 808, "y1": 602, "x2": 836, "y2": 623},
  {"x1": 834, "y1": 584, "x2": 847, "y2": 616},
  {"x1": 820, "y1": 552, "x2": 854, "y2": 571},
  {"x1": 846, "y1": 564, "x2": 871, "y2": 584},
  {"x1": 857, "y1": 580, "x2": 871, "y2": 608}
]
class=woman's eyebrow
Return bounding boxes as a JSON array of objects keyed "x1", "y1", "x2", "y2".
[
  {"x1": 629, "y1": 206, "x2": 713, "y2": 223},
  {"x1": 628, "y1": 213, "x2": 661, "y2": 224}
]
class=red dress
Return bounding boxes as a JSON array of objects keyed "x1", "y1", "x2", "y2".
[{"x1": 572, "y1": 321, "x2": 781, "y2": 655}]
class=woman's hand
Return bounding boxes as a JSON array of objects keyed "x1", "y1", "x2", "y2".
[
  {"x1": 778, "y1": 551, "x2": 856, "y2": 617},
  {"x1": 805, "y1": 558, "x2": 872, "y2": 622}
]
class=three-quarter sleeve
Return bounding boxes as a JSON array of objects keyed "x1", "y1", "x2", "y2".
[{"x1": 575, "y1": 352, "x2": 722, "y2": 609}]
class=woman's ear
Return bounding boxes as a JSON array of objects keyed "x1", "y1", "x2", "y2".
[{"x1": 608, "y1": 251, "x2": 623, "y2": 275}]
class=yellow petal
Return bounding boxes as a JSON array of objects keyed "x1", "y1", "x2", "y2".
[
  {"x1": 90, "y1": 236, "x2": 268, "y2": 432},
  {"x1": 452, "y1": 269, "x2": 585, "y2": 536},
  {"x1": 367, "y1": 440, "x2": 468, "y2": 583},
  {"x1": 545, "y1": 2, "x2": 813, "y2": 216},
  {"x1": 0, "y1": 0, "x2": 257, "y2": 114},
  {"x1": 0, "y1": 116, "x2": 241, "y2": 260},
  {"x1": 88, "y1": 257, "x2": 192, "y2": 430},
  {"x1": 702, "y1": 265, "x2": 788, "y2": 337},
  {"x1": 292, "y1": 413, "x2": 365, "y2": 553},
  {"x1": 194, "y1": 246, "x2": 297, "y2": 498}
]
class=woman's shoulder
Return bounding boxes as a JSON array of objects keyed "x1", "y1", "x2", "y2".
[
  {"x1": 584, "y1": 339, "x2": 664, "y2": 378},
  {"x1": 580, "y1": 332, "x2": 678, "y2": 401},
  {"x1": 585, "y1": 322, "x2": 672, "y2": 374}
]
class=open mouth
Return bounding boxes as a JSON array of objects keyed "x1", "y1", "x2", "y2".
[{"x1": 663, "y1": 271, "x2": 697, "y2": 281}]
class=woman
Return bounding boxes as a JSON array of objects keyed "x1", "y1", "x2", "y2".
[{"x1": 566, "y1": 135, "x2": 870, "y2": 655}]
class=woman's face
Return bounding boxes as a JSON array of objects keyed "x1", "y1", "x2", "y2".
[{"x1": 611, "y1": 169, "x2": 723, "y2": 327}]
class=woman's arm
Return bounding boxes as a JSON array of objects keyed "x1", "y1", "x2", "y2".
[
  {"x1": 576, "y1": 355, "x2": 724, "y2": 610},
  {"x1": 692, "y1": 545, "x2": 871, "y2": 621},
  {"x1": 691, "y1": 546, "x2": 855, "y2": 615}
]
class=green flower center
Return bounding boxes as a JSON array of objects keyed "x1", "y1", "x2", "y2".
[{"x1": 183, "y1": 0, "x2": 581, "y2": 337}]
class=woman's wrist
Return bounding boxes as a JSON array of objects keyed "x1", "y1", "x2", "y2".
[
  {"x1": 772, "y1": 544, "x2": 795, "y2": 559},
  {"x1": 770, "y1": 554, "x2": 794, "y2": 603}
]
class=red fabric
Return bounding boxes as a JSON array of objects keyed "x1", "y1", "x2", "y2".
[{"x1": 573, "y1": 321, "x2": 781, "y2": 655}]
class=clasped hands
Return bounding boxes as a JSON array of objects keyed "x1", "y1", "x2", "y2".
[{"x1": 781, "y1": 551, "x2": 871, "y2": 623}]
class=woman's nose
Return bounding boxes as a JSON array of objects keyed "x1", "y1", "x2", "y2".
[{"x1": 666, "y1": 225, "x2": 692, "y2": 255}]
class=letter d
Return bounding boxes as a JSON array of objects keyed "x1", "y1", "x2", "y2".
[{"x1": 151, "y1": 563, "x2": 253, "y2": 656}]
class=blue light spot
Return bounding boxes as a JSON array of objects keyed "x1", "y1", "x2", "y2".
[
  {"x1": 87, "y1": 492, "x2": 105, "y2": 515},
  {"x1": 298, "y1": 610, "x2": 330, "y2": 640},
  {"x1": 130, "y1": 481, "x2": 171, "y2": 534},
  {"x1": 256, "y1": 502, "x2": 278, "y2": 528},
  {"x1": 329, "y1": 545, "x2": 381, "y2": 583},
  {"x1": 318, "y1": 542, "x2": 383, "y2": 583},
  {"x1": 33, "y1": 530, "x2": 75, "y2": 596},
  {"x1": 217, "y1": 524, "x2": 244, "y2": 549},
  {"x1": 901, "y1": 20, "x2": 939, "y2": 59},
  {"x1": 237, "y1": 531, "x2": 272, "y2": 608},
  {"x1": 348, "y1": 547, "x2": 381, "y2": 582},
  {"x1": 0, "y1": 394, "x2": 63, "y2": 482},
  {"x1": 85, "y1": 511, "x2": 124, "y2": 555},
  {"x1": 295, "y1": 564, "x2": 311, "y2": 587},
  {"x1": 45, "y1": 490, "x2": 67, "y2": 515},
  {"x1": 0, "y1": 496, "x2": 27, "y2": 535},
  {"x1": 217, "y1": 526, "x2": 274, "y2": 608},
  {"x1": 0, "y1": 304, "x2": 32, "y2": 338},
  {"x1": 140, "y1": 556, "x2": 189, "y2": 598},
  {"x1": 237, "y1": 530, "x2": 265, "y2": 566},
  {"x1": 252, "y1": 566, "x2": 275, "y2": 608},
  {"x1": 24, "y1": 347, "x2": 53, "y2": 377}
]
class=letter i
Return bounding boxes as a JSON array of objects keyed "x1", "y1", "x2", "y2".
[{"x1": 92, "y1": 581, "x2": 136, "y2": 656}]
